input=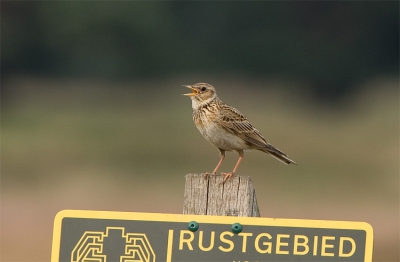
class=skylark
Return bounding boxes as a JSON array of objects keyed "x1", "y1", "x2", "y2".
[{"x1": 184, "y1": 83, "x2": 296, "y2": 183}]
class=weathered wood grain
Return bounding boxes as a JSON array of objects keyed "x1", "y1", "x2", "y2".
[{"x1": 183, "y1": 173, "x2": 260, "y2": 217}]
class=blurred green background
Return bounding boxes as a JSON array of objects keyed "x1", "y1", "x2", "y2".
[{"x1": 1, "y1": 1, "x2": 399, "y2": 261}]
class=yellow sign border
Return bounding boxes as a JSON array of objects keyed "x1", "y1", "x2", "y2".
[{"x1": 51, "y1": 210, "x2": 373, "y2": 262}]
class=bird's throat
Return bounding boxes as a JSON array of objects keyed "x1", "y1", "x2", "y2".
[{"x1": 190, "y1": 95, "x2": 217, "y2": 110}]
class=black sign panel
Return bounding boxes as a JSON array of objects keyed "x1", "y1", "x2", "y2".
[{"x1": 51, "y1": 210, "x2": 373, "y2": 262}]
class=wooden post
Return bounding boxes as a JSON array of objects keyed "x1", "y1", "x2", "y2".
[{"x1": 183, "y1": 173, "x2": 260, "y2": 217}]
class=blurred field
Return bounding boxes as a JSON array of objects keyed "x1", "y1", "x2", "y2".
[{"x1": 1, "y1": 75, "x2": 399, "y2": 261}]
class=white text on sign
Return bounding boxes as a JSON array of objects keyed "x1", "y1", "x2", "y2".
[{"x1": 166, "y1": 230, "x2": 356, "y2": 260}]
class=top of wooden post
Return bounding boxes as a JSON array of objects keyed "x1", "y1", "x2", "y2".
[{"x1": 183, "y1": 173, "x2": 260, "y2": 217}]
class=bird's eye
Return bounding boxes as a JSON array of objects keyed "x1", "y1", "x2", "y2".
[{"x1": 201, "y1": 86, "x2": 207, "y2": 92}]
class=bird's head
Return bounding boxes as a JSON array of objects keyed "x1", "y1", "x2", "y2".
[{"x1": 183, "y1": 83, "x2": 217, "y2": 108}]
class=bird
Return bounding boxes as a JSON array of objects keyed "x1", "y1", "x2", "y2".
[{"x1": 183, "y1": 83, "x2": 296, "y2": 183}]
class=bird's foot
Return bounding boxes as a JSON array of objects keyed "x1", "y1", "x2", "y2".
[
  {"x1": 221, "y1": 172, "x2": 234, "y2": 184},
  {"x1": 203, "y1": 172, "x2": 216, "y2": 179}
]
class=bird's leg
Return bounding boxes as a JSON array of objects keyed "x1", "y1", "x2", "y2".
[
  {"x1": 213, "y1": 149, "x2": 226, "y2": 174},
  {"x1": 204, "y1": 149, "x2": 225, "y2": 178},
  {"x1": 221, "y1": 150, "x2": 244, "y2": 183}
]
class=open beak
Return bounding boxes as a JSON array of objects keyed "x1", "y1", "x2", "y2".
[{"x1": 183, "y1": 85, "x2": 198, "y2": 96}]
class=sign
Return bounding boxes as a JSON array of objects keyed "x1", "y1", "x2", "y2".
[{"x1": 51, "y1": 210, "x2": 373, "y2": 262}]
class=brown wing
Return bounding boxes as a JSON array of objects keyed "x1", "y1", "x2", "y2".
[{"x1": 219, "y1": 104, "x2": 268, "y2": 148}]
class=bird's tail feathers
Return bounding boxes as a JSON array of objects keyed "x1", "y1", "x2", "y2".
[{"x1": 260, "y1": 144, "x2": 297, "y2": 165}]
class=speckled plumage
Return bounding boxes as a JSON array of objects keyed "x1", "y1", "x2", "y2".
[{"x1": 184, "y1": 83, "x2": 296, "y2": 183}]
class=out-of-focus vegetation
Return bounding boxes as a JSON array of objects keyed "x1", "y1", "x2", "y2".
[
  {"x1": 2, "y1": 1, "x2": 398, "y2": 101},
  {"x1": 1, "y1": 1, "x2": 399, "y2": 262}
]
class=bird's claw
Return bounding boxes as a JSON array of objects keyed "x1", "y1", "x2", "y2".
[
  {"x1": 221, "y1": 172, "x2": 234, "y2": 184},
  {"x1": 203, "y1": 172, "x2": 216, "y2": 179}
]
